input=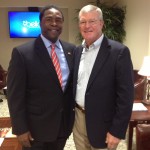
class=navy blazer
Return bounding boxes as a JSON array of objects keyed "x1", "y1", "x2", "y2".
[
  {"x1": 73, "y1": 36, "x2": 134, "y2": 148},
  {"x1": 7, "y1": 36, "x2": 76, "y2": 141}
]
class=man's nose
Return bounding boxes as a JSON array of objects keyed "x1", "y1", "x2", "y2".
[{"x1": 50, "y1": 20, "x2": 57, "y2": 25}]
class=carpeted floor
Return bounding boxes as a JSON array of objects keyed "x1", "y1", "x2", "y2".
[
  {"x1": 0, "y1": 97, "x2": 136, "y2": 150},
  {"x1": 64, "y1": 130, "x2": 136, "y2": 150}
]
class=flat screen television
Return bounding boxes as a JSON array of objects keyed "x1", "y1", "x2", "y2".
[{"x1": 8, "y1": 11, "x2": 41, "y2": 38}]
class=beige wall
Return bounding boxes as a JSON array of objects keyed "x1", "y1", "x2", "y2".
[
  {"x1": 0, "y1": 0, "x2": 95, "y2": 69},
  {"x1": 125, "y1": 0, "x2": 150, "y2": 69},
  {"x1": 0, "y1": 0, "x2": 150, "y2": 70},
  {"x1": 118, "y1": 0, "x2": 150, "y2": 69}
]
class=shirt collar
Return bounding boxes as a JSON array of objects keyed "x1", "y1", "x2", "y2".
[
  {"x1": 82, "y1": 34, "x2": 104, "y2": 50},
  {"x1": 40, "y1": 34, "x2": 61, "y2": 49}
]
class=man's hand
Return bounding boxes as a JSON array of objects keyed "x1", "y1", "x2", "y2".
[
  {"x1": 105, "y1": 132, "x2": 120, "y2": 149},
  {"x1": 17, "y1": 131, "x2": 34, "y2": 147}
]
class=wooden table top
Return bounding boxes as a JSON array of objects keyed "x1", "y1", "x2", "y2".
[{"x1": 131, "y1": 100, "x2": 150, "y2": 121}]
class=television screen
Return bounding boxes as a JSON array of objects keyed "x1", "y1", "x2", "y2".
[{"x1": 8, "y1": 11, "x2": 41, "y2": 38}]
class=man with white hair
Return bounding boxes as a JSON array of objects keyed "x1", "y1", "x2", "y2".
[{"x1": 73, "y1": 4, "x2": 134, "y2": 150}]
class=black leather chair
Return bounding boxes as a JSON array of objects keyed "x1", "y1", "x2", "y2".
[
  {"x1": 0, "y1": 65, "x2": 7, "y2": 102},
  {"x1": 136, "y1": 124, "x2": 150, "y2": 150}
]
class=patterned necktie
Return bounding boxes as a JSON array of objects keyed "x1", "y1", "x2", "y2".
[{"x1": 51, "y1": 44, "x2": 63, "y2": 87}]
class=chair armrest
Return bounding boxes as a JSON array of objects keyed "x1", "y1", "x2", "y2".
[{"x1": 134, "y1": 78, "x2": 146, "y2": 88}]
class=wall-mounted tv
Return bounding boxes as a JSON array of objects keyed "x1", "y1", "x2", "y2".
[{"x1": 8, "y1": 11, "x2": 41, "y2": 38}]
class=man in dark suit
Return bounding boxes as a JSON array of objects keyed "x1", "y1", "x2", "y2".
[
  {"x1": 7, "y1": 5, "x2": 75, "y2": 150},
  {"x1": 73, "y1": 4, "x2": 134, "y2": 150}
]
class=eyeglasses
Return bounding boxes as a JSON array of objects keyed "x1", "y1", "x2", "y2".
[{"x1": 79, "y1": 19, "x2": 100, "y2": 26}]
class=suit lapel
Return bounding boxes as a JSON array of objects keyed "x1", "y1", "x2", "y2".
[
  {"x1": 60, "y1": 40, "x2": 73, "y2": 71},
  {"x1": 74, "y1": 46, "x2": 83, "y2": 79},
  {"x1": 59, "y1": 40, "x2": 74, "y2": 91},
  {"x1": 87, "y1": 37, "x2": 110, "y2": 90},
  {"x1": 73, "y1": 46, "x2": 83, "y2": 96},
  {"x1": 34, "y1": 37, "x2": 61, "y2": 87}
]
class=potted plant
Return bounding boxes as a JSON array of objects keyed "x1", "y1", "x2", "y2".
[{"x1": 96, "y1": 0, "x2": 126, "y2": 43}]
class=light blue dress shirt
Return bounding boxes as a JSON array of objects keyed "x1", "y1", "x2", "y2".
[{"x1": 41, "y1": 34, "x2": 69, "y2": 91}]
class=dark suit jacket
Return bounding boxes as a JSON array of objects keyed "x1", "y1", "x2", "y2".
[
  {"x1": 73, "y1": 36, "x2": 134, "y2": 148},
  {"x1": 7, "y1": 36, "x2": 76, "y2": 142}
]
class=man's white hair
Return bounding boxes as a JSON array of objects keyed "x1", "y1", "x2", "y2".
[{"x1": 79, "y1": 4, "x2": 103, "y2": 20}]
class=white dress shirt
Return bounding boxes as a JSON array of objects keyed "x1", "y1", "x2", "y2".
[{"x1": 75, "y1": 34, "x2": 104, "y2": 108}]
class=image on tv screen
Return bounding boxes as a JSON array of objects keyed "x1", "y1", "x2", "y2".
[{"x1": 8, "y1": 11, "x2": 41, "y2": 38}]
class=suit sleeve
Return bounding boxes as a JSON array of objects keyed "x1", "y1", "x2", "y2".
[
  {"x1": 109, "y1": 46, "x2": 134, "y2": 139},
  {"x1": 7, "y1": 48, "x2": 28, "y2": 135}
]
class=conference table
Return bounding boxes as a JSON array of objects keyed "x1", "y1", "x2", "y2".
[{"x1": 128, "y1": 100, "x2": 150, "y2": 150}]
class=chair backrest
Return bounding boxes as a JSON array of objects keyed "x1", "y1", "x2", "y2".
[
  {"x1": 0, "y1": 65, "x2": 7, "y2": 89},
  {"x1": 136, "y1": 124, "x2": 150, "y2": 150},
  {"x1": 134, "y1": 69, "x2": 146, "y2": 100}
]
